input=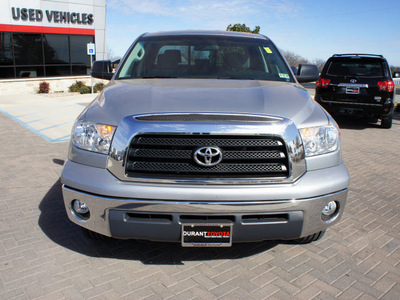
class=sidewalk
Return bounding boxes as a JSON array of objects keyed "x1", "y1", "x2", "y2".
[{"x1": 0, "y1": 93, "x2": 97, "y2": 143}]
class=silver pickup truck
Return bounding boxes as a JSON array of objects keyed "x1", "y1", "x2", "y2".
[{"x1": 61, "y1": 31, "x2": 349, "y2": 247}]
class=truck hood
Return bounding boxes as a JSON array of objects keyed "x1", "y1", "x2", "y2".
[{"x1": 84, "y1": 79, "x2": 327, "y2": 128}]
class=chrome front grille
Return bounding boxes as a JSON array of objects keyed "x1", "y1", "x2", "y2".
[
  {"x1": 132, "y1": 136, "x2": 281, "y2": 147},
  {"x1": 125, "y1": 135, "x2": 289, "y2": 179},
  {"x1": 107, "y1": 113, "x2": 306, "y2": 184}
]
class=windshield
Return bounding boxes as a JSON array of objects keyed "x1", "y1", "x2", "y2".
[{"x1": 117, "y1": 35, "x2": 293, "y2": 82}]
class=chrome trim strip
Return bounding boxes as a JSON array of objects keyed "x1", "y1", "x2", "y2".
[
  {"x1": 107, "y1": 113, "x2": 306, "y2": 184},
  {"x1": 338, "y1": 83, "x2": 369, "y2": 88},
  {"x1": 134, "y1": 112, "x2": 283, "y2": 123}
]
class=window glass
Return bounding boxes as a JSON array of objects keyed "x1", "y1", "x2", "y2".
[
  {"x1": 190, "y1": 46, "x2": 213, "y2": 66},
  {"x1": 1, "y1": 33, "x2": 94, "y2": 78},
  {"x1": 72, "y1": 65, "x2": 91, "y2": 75},
  {"x1": 13, "y1": 33, "x2": 43, "y2": 65},
  {"x1": 0, "y1": 67, "x2": 15, "y2": 78},
  {"x1": 44, "y1": 34, "x2": 70, "y2": 64},
  {"x1": 16, "y1": 66, "x2": 44, "y2": 78},
  {"x1": 70, "y1": 35, "x2": 94, "y2": 65},
  {"x1": 0, "y1": 32, "x2": 13, "y2": 65},
  {"x1": 119, "y1": 42, "x2": 145, "y2": 78},
  {"x1": 327, "y1": 60, "x2": 384, "y2": 77},
  {"x1": 45, "y1": 65, "x2": 71, "y2": 77},
  {"x1": 118, "y1": 35, "x2": 293, "y2": 82},
  {"x1": 157, "y1": 45, "x2": 189, "y2": 65}
]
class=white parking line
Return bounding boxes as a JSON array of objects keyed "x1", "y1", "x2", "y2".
[{"x1": 0, "y1": 94, "x2": 95, "y2": 143}]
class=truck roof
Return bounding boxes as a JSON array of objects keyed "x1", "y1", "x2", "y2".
[{"x1": 142, "y1": 30, "x2": 269, "y2": 40}]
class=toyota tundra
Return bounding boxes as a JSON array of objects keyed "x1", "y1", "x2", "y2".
[{"x1": 61, "y1": 31, "x2": 349, "y2": 247}]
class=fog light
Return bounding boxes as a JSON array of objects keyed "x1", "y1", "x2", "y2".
[
  {"x1": 73, "y1": 200, "x2": 89, "y2": 214},
  {"x1": 321, "y1": 201, "x2": 340, "y2": 222},
  {"x1": 322, "y1": 201, "x2": 337, "y2": 216},
  {"x1": 71, "y1": 199, "x2": 90, "y2": 220}
]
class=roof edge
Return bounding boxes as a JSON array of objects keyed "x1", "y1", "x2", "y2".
[{"x1": 142, "y1": 30, "x2": 268, "y2": 39}]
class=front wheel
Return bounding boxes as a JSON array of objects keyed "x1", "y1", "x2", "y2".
[{"x1": 381, "y1": 114, "x2": 392, "y2": 129}]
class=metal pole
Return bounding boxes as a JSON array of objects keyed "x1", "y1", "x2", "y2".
[{"x1": 90, "y1": 54, "x2": 94, "y2": 94}]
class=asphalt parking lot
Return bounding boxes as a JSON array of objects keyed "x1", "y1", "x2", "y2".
[{"x1": 1, "y1": 93, "x2": 400, "y2": 299}]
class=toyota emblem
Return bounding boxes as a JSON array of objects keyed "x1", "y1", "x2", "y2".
[
  {"x1": 350, "y1": 79, "x2": 357, "y2": 83},
  {"x1": 194, "y1": 147, "x2": 222, "y2": 167}
]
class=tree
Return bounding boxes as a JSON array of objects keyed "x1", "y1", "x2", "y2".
[
  {"x1": 313, "y1": 58, "x2": 326, "y2": 73},
  {"x1": 107, "y1": 47, "x2": 117, "y2": 60},
  {"x1": 280, "y1": 50, "x2": 309, "y2": 67},
  {"x1": 390, "y1": 65, "x2": 400, "y2": 73},
  {"x1": 226, "y1": 24, "x2": 260, "y2": 34}
]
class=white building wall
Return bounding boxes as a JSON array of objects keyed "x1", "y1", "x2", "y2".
[{"x1": 93, "y1": 4, "x2": 106, "y2": 60}]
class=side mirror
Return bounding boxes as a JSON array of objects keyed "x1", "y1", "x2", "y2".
[
  {"x1": 91, "y1": 60, "x2": 113, "y2": 80},
  {"x1": 111, "y1": 59, "x2": 120, "y2": 71},
  {"x1": 296, "y1": 64, "x2": 319, "y2": 83},
  {"x1": 393, "y1": 72, "x2": 400, "y2": 78}
]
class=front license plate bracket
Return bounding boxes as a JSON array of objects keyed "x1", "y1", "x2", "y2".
[{"x1": 181, "y1": 224, "x2": 232, "y2": 247}]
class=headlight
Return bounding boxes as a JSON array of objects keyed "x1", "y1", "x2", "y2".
[
  {"x1": 299, "y1": 124, "x2": 339, "y2": 157},
  {"x1": 71, "y1": 121, "x2": 116, "y2": 154}
]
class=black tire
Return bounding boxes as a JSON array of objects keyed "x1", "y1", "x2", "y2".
[
  {"x1": 81, "y1": 227, "x2": 107, "y2": 240},
  {"x1": 381, "y1": 114, "x2": 392, "y2": 129},
  {"x1": 292, "y1": 230, "x2": 326, "y2": 244}
]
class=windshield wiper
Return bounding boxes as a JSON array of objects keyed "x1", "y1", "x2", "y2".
[
  {"x1": 138, "y1": 76, "x2": 178, "y2": 79},
  {"x1": 216, "y1": 77, "x2": 255, "y2": 80},
  {"x1": 117, "y1": 76, "x2": 178, "y2": 80}
]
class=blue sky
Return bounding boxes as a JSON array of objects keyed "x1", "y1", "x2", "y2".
[{"x1": 106, "y1": 0, "x2": 400, "y2": 66}]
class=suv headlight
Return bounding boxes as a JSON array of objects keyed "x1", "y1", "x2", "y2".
[
  {"x1": 71, "y1": 120, "x2": 116, "y2": 154},
  {"x1": 299, "y1": 124, "x2": 339, "y2": 157}
]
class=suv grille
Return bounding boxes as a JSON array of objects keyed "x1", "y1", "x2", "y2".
[{"x1": 125, "y1": 134, "x2": 289, "y2": 179}]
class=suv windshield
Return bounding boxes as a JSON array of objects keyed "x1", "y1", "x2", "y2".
[
  {"x1": 117, "y1": 35, "x2": 293, "y2": 82},
  {"x1": 327, "y1": 59, "x2": 384, "y2": 77}
]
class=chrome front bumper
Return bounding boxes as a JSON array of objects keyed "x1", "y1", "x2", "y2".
[{"x1": 61, "y1": 160, "x2": 349, "y2": 242}]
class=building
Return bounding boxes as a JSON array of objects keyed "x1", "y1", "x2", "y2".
[{"x1": 0, "y1": 0, "x2": 106, "y2": 93}]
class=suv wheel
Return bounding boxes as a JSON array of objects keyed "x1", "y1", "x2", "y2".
[{"x1": 381, "y1": 114, "x2": 393, "y2": 129}]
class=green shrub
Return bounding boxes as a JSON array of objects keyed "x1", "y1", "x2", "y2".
[
  {"x1": 94, "y1": 82, "x2": 105, "y2": 93},
  {"x1": 69, "y1": 81, "x2": 86, "y2": 92},
  {"x1": 79, "y1": 86, "x2": 91, "y2": 94},
  {"x1": 69, "y1": 81, "x2": 105, "y2": 94},
  {"x1": 38, "y1": 81, "x2": 50, "y2": 93}
]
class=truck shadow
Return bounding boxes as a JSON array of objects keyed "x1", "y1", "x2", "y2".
[
  {"x1": 38, "y1": 179, "x2": 278, "y2": 264},
  {"x1": 333, "y1": 115, "x2": 383, "y2": 130},
  {"x1": 393, "y1": 111, "x2": 400, "y2": 121},
  {"x1": 333, "y1": 111, "x2": 400, "y2": 130}
]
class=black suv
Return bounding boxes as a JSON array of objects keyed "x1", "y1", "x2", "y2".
[{"x1": 315, "y1": 54, "x2": 396, "y2": 128}]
